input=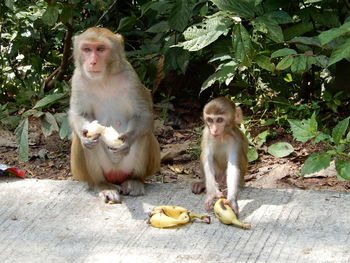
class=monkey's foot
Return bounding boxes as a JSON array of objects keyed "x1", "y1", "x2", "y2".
[
  {"x1": 121, "y1": 180, "x2": 145, "y2": 196},
  {"x1": 99, "y1": 189, "x2": 122, "y2": 204},
  {"x1": 192, "y1": 182, "x2": 206, "y2": 194},
  {"x1": 225, "y1": 198, "x2": 239, "y2": 217}
]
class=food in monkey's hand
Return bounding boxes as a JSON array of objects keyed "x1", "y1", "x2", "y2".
[
  {"x1": 148, "y1": 205, "x2": 211, "y2": 228},
  {"x1": 101, "y1": 126, "x2": 124, "y2": 147},
  {"x1": 84, "y1": 120, "x2": 105, "y2": 138},
  {"x1": 214, "y1": 198, "x2": 251, "y2": 229}
]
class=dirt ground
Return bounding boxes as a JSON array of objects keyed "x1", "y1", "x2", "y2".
[{"x1": 1, "y1": 109, "x2": 350, "y2": 193}]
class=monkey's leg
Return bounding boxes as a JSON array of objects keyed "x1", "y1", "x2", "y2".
[{"x1": 192, "y1": 182, "x2": 206, "y2": 194}]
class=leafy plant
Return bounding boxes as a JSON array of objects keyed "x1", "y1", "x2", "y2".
[{"x1": 288, "y1": 114, "x2": 350, "y2": 180}]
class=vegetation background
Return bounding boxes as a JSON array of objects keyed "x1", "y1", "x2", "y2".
[{"x1": 1, "y1": 0, "x2": 350, "y2": 183}]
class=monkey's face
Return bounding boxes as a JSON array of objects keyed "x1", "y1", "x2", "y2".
[
  {"x1": 79, "y1": 41, "x2": 111, "y2": 80},
  {"x1": 205, "y1": 114, "x2": 227, "y2": 137}
]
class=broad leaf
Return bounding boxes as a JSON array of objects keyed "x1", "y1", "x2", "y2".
[
  {"x1": 276, "y1": 56, "x2": 293, "y2": 71},
  {"x1": 301, "y1": 152, "x2": 331, "y2": 176},
  {"x1": 41, "y1": 112, "x2": 59, "y2": 137},
  {"x1": 33, "y1": 93, "x2": 66, "y2": 109},
  {"x1": 255, "y1": 55, "x2": 274, "y2": 72},
  {"x1": 248, "y1": 146, "x2": 259, "y2": 162},
  {"x1": 177, "y1": 16, "x2": 232, "y2": 51},
  {"x1": 254, "y1": 16, "x2": 284, "y2": 43},
  {"x1": 255, "y1": 130, "x2": 270, "y2": 148},
  {"x1": 267, "y1": 142, "x2": 294, "y2": 158},
  {"x1": 288, "y1": 113, "x2": 318, "y2": 142},
  {"x1": 15, "y1": 118, "x2": 29, "y2": 162},
  {"x1": 318, "y1": 22, "x2": 350, "y2": 45},
  {"x1": 283, "y1": 22, "x2": 313, "y2": 41},
  {"x1": 332, "y1": 117, "x2": 349, "y2": 144},
  {"x1": 42, "y1": 5, "x2": 59, "y2": 26},
  {"x1": 335, "y1": 158, "x2": 350, "y2": 181},
  {"x1": 232, "y1": 24, "x2": 253, "y2": 64},
  {"x1": 59, "y1": 116, "x2": 71, "y2": 139},
  {"x1": 200, "y1": 61, "x2": 238, "y2": 92},
  {"x1": 271, "y1": 48, "x2": 297, "y2": 58},
  {"x1": 146, "y1": 21, "x2": 169, "y2": 33},
  {"x1": 288, "y1": 36, "x2": 321, "y2": 48},
  {"x1": 169, "y1": 0, "x2": 194, "y2": 32},
  {"x1": 264, "y1": 11, "x2": 293, "y2": 24},
  {"x1": 314, "y1": 133, "x2": 330, "y2": 144},
  {"x1": 328, "y1": 37, "x2": 350, "y2": 66},
  {"x1": 210, "y1": 0, "x2": 255, "y2": 18},
  {"x1": 291, "y1": 55, "x2": 307, "y2": 73}
]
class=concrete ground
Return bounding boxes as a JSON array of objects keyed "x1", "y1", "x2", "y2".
[{"x1": 0, "y1": 178, "x2": 349, "y2": 263}]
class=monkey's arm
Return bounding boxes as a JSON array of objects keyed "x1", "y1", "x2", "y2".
[
  {"x1": 226, "y1": 145, "x2": 241, "y2": 215},
  {"x1": 203, "y1": 152, "x2": 223, "y2": 211},
  {"x1": 68, "y1": 97, "x2": 99, "y2": 149}
]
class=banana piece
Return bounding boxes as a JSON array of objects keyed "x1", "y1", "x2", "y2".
[
  {"x1": 85, "y1": 120, "x2": 105, "y2": 138},
  {"x1": 148, "y1": 205, "x2": 211, "y2": 228},
  {"x1": 214, "y1": 198, "x2": 251, "y2": 229},
  {"x1": 101, "y1": 126, "x2": 123, "y2": 147}
]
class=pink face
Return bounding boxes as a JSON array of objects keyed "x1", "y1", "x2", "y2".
[
  {"x1": 80, "y1": 41, "x2": 111, "y2": 79},
  {"x1": 205, "y1": 115, "x2": 226, "y2": 137}
]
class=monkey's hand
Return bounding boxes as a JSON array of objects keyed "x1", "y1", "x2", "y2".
[
  {"x1": 204, "y1": 190, "x2": 225, "y2": 211},
  {"x1": 81, "y1": 129, "x2": 100, "y2": 149},
  {"x1": 225, "y1": 198, "x2": 239, "y2": 217},
  {"x1": 108, "y1": 141, "x2": 130, "y2": 155}
]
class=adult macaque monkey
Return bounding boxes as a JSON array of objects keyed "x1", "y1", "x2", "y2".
[
  {"x1": 69, "y1": 27, "x2": 160, "y2": 203},
  {"x1": 192, "y1": 97, "x2": 248, "y2": 215}
]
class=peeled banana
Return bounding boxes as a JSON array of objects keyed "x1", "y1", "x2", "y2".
[
  {"x1": 149, "y1": 205, "x2": 211, "y2": 228},
  {"x1": 214, "y1": 198, "x2": 251, "y2": 229}
]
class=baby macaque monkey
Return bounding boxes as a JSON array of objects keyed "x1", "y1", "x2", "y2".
[{"x1": 192, "y1": 97, "x2": 248, "y2": 215}]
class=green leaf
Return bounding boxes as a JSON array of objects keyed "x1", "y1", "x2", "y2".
[
  {"x1": 314, "y1": 133, "x2": 330, "y2": 144},
  {"x1": 328, "y1": 37, "x2": 350, "y2": 66},
  {"x1": 254, "y1": 16, "x2": 284, "y2": 43},
  {"x1": 301, "y1": 152, "x2": 331, "y2": 176},
  {"x1": 283, "y1": 22, "x2": 314, "y2": 41},
  {"x1": 255, "y1": 55, "x2": 275, "y2": 72},
  {"x1": 61, "y1": 5, "x2": 73, "y2": 24},
  {"x1": 271, "y1": 48, "x2": 297, "y2": 58},
  {"x1": 288, "y1": 112, "x2": 318, "y2": 143},
  {"x1": 164, "y1": 47, "x2": 190, "y2": 74},
  {"x1": 177, "y1": 16, "x2": 232, "y2": 51},
  {"x1": 15, "y1": 118, "x2": 29, "y2": 162},
  {"x1": 255, "y1": 130, "x2": 269, "y2": 148},
  {"x1": 42, "y1": 5, "x2": 59, "y2": 26},
  {"x1": 267, "y1": 142, "x2": 294, "y2": 158},
  {"x1": 247, "y1": 146, "x2": 258, "y2": 162},
  {"x1": 288, "y1": 36, "x2": 321, "y2": 48},
  {"x1": 291, "y1": 55, "x2": 307, "y2": 73},
  {"x1": 169, "y1": 0, "x2": 194, "y2": 32},
  {"x1": 41, "y1": 112, "x2": 59, "y2": 137},
  {"x1": 59, "y1": 116, "x2": 71, "y2": 139},
  {"x1": 264, "y1": 11, "x2": 293, "y2": 24},
  {"x1": 232, "y1": 24, "x2": 253, "y2": 64},
  {"x1": 332, "y1": 117, "x2": 349, "y2": 144},
  {"x1": 335, "y1": 158, "x2": 350, "y2": 181},
  {"x1": 33, "y1": 93, "x2": 66, "y2": 109},
  {"x1": 117, "y1": 16, "x2": 138, "y2": 32},
  {"x1": 200, "y1": 61, "x2": 238, "y2": 92},
  {"x1": 276, "y1": 56, "x2": 293, "y2": 71},
  {"x1": 210, "y1": 0, "x2": 255, "y2": 18},
  {"x1": 318, "y1": 22, "x2": 350, "y2": 45},
  {"x1": 146, "y1": 21, "x2": 169, "y2": 33}
]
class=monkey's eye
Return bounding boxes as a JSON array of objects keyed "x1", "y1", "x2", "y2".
[
  {"x1": 97, "y1": 46, "x2": 106, "y2": 52},
  {"x1": 217, "y1": 117, "x2": 224, "y2": 123},
  {"x1": 206, "y1": 118, "x2": 213, "y2": 123},
  {"x1": 82, "y1": 47, "x2": 92, "y2": 53}
]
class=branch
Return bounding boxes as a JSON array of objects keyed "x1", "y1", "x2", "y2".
[{"x1": 44, "y1": 22, "x2": 73, "y2": 91}]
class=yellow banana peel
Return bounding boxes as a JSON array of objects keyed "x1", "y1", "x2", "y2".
[
  {"x1": 148, "y1": 205, "x2": 211, "y2": 228},
  {"x1": 214, "y1": 198, "x2": 251, "y2": 229}
]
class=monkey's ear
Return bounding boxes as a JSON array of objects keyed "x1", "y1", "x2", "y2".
[{"x1": 234, "y1": 107, "x2": 243, "y2": 124}]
